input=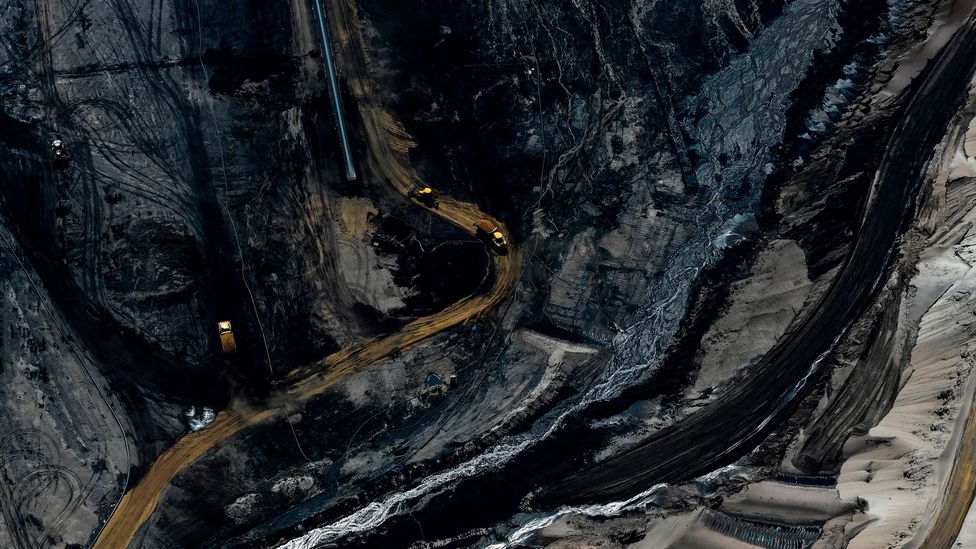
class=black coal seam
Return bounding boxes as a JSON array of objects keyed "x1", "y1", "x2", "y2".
[{"x1": 792, "y1": 289, "x2": 903, "y2": 472}]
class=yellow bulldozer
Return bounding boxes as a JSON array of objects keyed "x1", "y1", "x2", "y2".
[{"x1": 410, "y1": 185, "x2": 438, "y2": 208}]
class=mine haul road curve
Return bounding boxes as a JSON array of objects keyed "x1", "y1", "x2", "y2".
[
  {"x1": 918, "y1": 399, "x2": 976, "y2": 549},
  {"x1": 90, "y1": 0, "x2": 520, "y2": 546},
  {"x1": 543, "y1": 9, "x2": 976, "y2": 508}
]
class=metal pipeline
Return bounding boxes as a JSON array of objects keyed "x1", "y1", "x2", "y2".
[{"x1": 311, "y1": 0, "x2": 357, "y2": 181}]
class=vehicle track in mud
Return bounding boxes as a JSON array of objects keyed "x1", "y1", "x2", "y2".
[{"x1": 0, "y1": 429, "x2": 86, "y2": 549}]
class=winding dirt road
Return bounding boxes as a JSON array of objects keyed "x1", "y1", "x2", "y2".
[
  {"x1": 918, "y1": 401, "x2": 976, "y2": 549},
  {"x1": 91, "y1": 0, "x2": 519, "y2": 546}
]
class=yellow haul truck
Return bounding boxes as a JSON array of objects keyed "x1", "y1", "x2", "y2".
[
  {"x1": 474, "y1": 219, "x2": 508, "y2": 254},
  {"x1": 217, "y1": 321, "x2": 238, "y2": 354}
]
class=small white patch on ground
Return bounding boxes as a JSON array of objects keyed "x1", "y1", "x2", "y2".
[
  {"x1": 225, "y1": 493, "x2": 261, "y2": 523},
  {"x1": 186, "y1": 406, "x2": 216, "y2": 431},
  {"x1": 271, "y1": 475, "x2": 315, "y2": 497}
]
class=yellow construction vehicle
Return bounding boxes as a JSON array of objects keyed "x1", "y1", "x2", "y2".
[
  {"x1": 217, "y1": 320, "x2": 237, "y2": 354},
  {"x1": 410, "y1": 185, "x2": 438, "y2": 207},
  {"x1": 474, "y1": 219, "x2": 508, "y2": 254}
]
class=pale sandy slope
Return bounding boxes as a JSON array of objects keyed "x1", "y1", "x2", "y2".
[{"x1": 839, "y1": 100, "x2": 976, "y2": 548}]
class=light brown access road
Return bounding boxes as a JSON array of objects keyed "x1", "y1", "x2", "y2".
[
  {"x1": 917, "y1": 401, "x2": 976, "y2": 549},
  {"x1": 91, "y1": 0, "x2": 520, "y2": 546}
]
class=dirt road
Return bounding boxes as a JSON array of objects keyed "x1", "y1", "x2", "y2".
[
  {"x1": 91, "y1": 0, "x2": 520, "y2": 546},
  {"x1": 916, "y1": 401, "x2": 976, "y2": 549}
]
